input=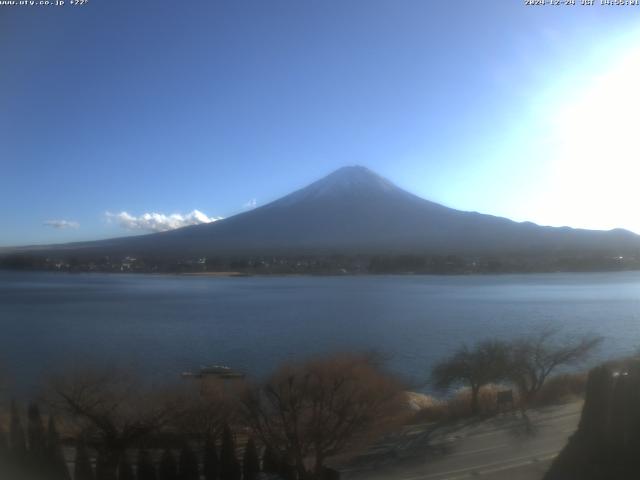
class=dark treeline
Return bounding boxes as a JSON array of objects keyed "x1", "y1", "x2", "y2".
[
  {"x1": 0, "y1": 410, "x2": 286, "y2": 480},
  {"x1": 0, "y1": 354, "x2": 402, "y2": 480},
  {"x1": 0, "y1": 402, "x2": 71, "y2": 480},
  {"x1": 2, "y1": 251, "x2": 640, "y2": 275}
]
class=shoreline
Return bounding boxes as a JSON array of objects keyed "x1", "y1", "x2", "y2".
[
  {"x1": 179, "y1": 271, "x2": 251, "y2": 277},
  {"x1": 3, "y1": 267, "x2": 640, "y2": 278}
]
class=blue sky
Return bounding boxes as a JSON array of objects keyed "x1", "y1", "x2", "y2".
[{"x1": 2, "y1": 0, "x2": 640, "y2": 246}]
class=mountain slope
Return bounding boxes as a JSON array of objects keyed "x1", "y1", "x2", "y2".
[{"x1": 13, "y1": 166, "x2": 640, "y2": 257}]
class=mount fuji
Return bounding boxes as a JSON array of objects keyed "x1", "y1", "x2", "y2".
[{"x1": 10, "y1": 166, "x2": 640, "y2": 258}]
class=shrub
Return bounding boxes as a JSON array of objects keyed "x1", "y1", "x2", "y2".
[
  {"x1": 446, "y1": 384, "x2": 513, "y2": 418},
  {"x1": 533, "y1": 373, "x2": 588, "y2": 407}
]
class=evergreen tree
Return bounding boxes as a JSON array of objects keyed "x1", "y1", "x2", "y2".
[
  {"x1": 136, "y1": 449, "x2": 157, "y2": 480},
  {"x1": 242, "y1": 438, "x2": 260, "y2": 480},
  {"x1": 219, "y1": 425, "x2": 240, "y2": 480},
  {"x1": 0, "y1": 423, "x2": 9, "y2": 478},
  {"x1": 47, "y1": 415, "x2": 71, "y2": 480},
  {"x1": 262, "y1": 445, "x2": 280, "y2": 474},
  {"x1": 27, "y1": 403, "x2": 47, "y2": 467},
  {"x1": 279, "y1": 461, "x2": 296, "y2": 480},
  {"x1": 0, "y1": 422, "x2": 7, "y2": 459},
  {"x1": 178, "y1": 443, "x2": 199, "y2": 480},
  {"x1": 202, "y1": 436, "x2": 219, "y2": 480},
  {"x1": 95, "y1": 450, "x2": 112, "y2": 480},
  {"x1": 118, "y1": 454, "x2": 135, "y2": 480},
  {"x1": 9, "y1": 400, "x2": 26, "y2": 460},
  {"x1": 158, "y1": 449, "x2": 178, "y2": 480},
  {"x1": 74, "y1": 442, "x2": 95, "y2": 480}
]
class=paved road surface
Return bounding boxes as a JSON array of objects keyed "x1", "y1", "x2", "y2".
[{"x1": 342, "y1": 402, "x2": 582, "y2": 480}]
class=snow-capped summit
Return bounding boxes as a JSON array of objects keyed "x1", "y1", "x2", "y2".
[{"x1": 272, "y1": 166, "x2": 405, "y2": 207}]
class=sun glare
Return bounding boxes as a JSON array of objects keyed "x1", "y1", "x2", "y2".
[{"x1": 545, "y1": 45, "x2": 640, "y2": 233}]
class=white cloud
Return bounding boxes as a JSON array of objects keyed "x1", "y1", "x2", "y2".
[
  {"x1": 44, "y1": 219, "x2": 79, "y2": 229},
  {"x1": 106, "y1": 210, "x2": 222, "y2": 232},
  {"x1": 243, "y1": 198, "x2": 257, "y2": 209}
]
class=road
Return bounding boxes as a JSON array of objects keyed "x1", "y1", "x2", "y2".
[{"x1": 341, "y1": 402, "x2": 582, "y2": 480}]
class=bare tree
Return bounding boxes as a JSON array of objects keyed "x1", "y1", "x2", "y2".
[
  {"x1": 507, "y1": 329, "x2": 602, "y2": 405},
  {"x1": 241, "y1": 353, "x2": 403, "y2": 480},
  {"x1": 431, "y1": 340, "x2": 510, "y2": 415},
  {"x1": 49, "y1": 368, "x2": 182, "y2": 479},
  {"x1": 171, "y1": 379, "x2": 241, "y2": 442}
]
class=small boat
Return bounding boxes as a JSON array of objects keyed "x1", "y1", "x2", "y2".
[
  {"x1": 200, "y1": 365, "x2": 234, "y2": 375},
  {"x1": 201, "y1": 365, "x2": 246, "y2": 379},
  {"x1": 182, "y1": 365, "x2": 245, "y2": 380}
]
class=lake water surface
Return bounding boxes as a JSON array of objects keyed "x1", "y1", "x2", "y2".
[{"x1": 1, "y1": 270, "x2": 640, "y2": 393}]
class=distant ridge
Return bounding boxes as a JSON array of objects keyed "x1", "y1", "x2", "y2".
[{"x1": 8, "y1": 166, "x2": 640, "y2": 258}]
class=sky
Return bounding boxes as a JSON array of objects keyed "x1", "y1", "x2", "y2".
[{"x1": 2, "y1": 0, "x2": 640, "y2": 246}]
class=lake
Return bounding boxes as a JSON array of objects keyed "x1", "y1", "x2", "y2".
[{"x1": 1, "y1": 270, "x2": 640, "y2": 394}]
